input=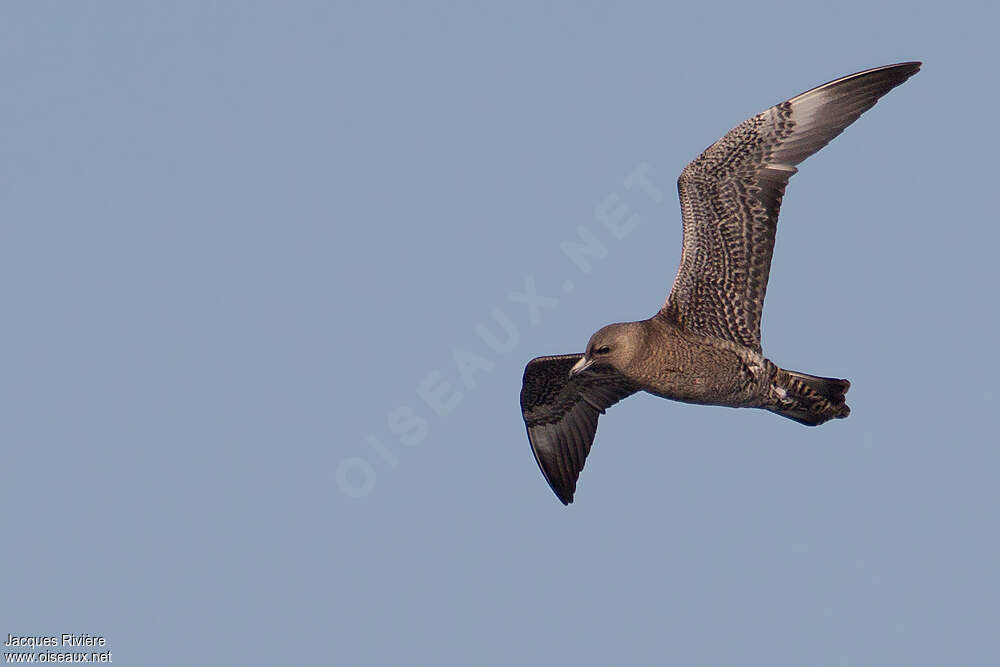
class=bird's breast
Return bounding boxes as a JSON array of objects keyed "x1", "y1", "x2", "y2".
[{"x1": 633, "y1": 333, "x2": 759, "y2": 406}]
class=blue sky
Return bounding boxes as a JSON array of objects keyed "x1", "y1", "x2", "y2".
[{"x1": 3, "y1": 2, "x2": 998, "y2": 665}]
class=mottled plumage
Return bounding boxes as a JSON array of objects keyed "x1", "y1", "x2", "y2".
[{"x1": 520, "y1": 62, "x2": 920, "y2": 504}]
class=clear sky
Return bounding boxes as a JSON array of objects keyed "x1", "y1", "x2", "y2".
[{"x1": 3, "y1": 2, "x2": 998, "y2": 665}]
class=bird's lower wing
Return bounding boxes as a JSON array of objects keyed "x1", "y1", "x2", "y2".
[{"x1": 520, "y1": 354, "x2": 637, "y2": 504}]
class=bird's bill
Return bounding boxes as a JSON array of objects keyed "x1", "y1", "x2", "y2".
[{"x1": 569, "y1": 356, "x2": 594, "y2": 377}]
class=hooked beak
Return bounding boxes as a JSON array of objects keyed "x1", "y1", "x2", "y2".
[{"x1": 569, "y1": 355, "x2": 594, "y2": 377}]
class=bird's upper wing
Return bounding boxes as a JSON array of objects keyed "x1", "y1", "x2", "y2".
[
  {"x1": 520, "y1": 354, "x2": 638, "y2": 504},
  {"x1": 661, "y1": 62, "x2": 921, "y2": 351}
]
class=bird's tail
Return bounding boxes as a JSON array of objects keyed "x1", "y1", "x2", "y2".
[{"x1": 768, "y1": 368, "x2": 851, "y2": 426}]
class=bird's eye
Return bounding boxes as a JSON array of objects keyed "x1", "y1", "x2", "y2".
[{"x1": 596, "y1": 346, "x2": 611, "y2": 355}]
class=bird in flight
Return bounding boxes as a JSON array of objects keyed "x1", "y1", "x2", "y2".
[{"x1": 520, "y1": 62, "x2": 921, "y2": 504}]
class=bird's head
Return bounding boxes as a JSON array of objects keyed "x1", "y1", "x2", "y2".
[{"x1": 569, "y1": 321, "x2": 644, "y2": 377}]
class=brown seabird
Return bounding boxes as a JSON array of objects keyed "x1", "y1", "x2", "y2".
[{"x1": 520, "y1": 62, "x2": 921, "y2": 504}]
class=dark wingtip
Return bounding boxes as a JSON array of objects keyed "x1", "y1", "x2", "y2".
[
  {"x1": 523, "y1": 423, "x2": 576, "y2": 506},
  {"x1": 895, "y1": 61, "x2": 922, "y2": 77},
  {"x1": 554, "y1": 481, "x2": 574, "y2": 505},
  {"x1": 882, "y1": 61, "x2": 922, "y2": 85},
  {"x1": 851, "y1": 61, "x2": 922, "y2": 90}
]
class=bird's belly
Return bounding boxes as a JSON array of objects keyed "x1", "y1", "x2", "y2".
[
  {"x1": 641, "y1": 352, "x2": 756, "y2": 407},
  {"x1": 646, "y1": 376, "x2": 748, "y2": 406}
]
